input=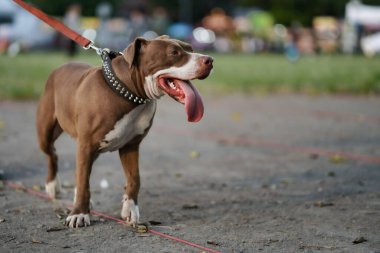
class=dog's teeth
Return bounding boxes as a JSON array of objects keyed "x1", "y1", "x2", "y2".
[{"x1": 169, "y1": 81, "x2": 175, "y2": 89}]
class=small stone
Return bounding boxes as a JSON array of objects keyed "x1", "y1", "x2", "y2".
[
  {"x1": 327, "y1": 171, "x2": 336, "y2": 177},
  {"x1": 352, "y1": 236, "x2": 367, "y2": 244},
  {"x1": 100, "y1": 179, "x2": 109, "y2": 189},
  {"x1": 182, "y1": 204, "x2": 199, "y2": 210}
]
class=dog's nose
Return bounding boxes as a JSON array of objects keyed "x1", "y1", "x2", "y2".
[{"x1": 200, "y1": 56, "x2": 214, "y2": 67}]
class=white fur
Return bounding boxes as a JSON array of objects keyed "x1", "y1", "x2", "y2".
[
  {"x1": 144, "y1": 53, "x2": 206, "y2": 99},
  {"x1": 121, "y1": 194, "x2": 140, "y2": 226},
  {"x1": 73, "y1": 187, "x2": 77, "y2": 204},
  {"x1": 66, "y1": 213, "x2": 90, "y2": 228},
  {"x1": 98, "y1": 101, "x2": 156, "y2": 152},
  {"x1": 45, "y1": 176, "x2": 61, "y2": 199},
  {"x1": 144, "y1": 75, "x2": 164, "y2": 99}
]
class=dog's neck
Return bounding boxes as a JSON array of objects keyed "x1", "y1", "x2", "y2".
[{"x1": 111, "y1": 56, "x2": 149, "y2": 100}]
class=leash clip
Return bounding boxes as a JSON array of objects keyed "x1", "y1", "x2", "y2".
[{"x1": 83, "y1": 41, "x2": 103, "y2": 55}]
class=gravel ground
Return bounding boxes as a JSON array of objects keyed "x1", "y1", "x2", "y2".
[{"x1": 1, "y1": 94, "x2": 380, "y2": 253}]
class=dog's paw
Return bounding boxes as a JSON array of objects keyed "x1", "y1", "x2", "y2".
[
  {"x1": 121, "y1": 195, "x2": 140, "y2": 226},
  {"x1": 65, "y1": 213, "x2": 91, "y2": 228},
  {"x1": 45, "y1": 177, "x2": 61, "y2": 199}
]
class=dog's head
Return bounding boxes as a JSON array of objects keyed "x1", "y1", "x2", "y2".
[{"x1": 123, "y1": 35, "x2": 213, "y2": 122}]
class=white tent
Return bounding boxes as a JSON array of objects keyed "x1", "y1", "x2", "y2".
[
  {"x1": 346, "y1": 0, "x2": 380, "y2": 26},
  {"x1": 345, "y1": 0, "x2": 380, "y2": 56}
]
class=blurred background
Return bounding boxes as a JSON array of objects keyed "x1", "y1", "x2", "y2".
[{"x1": 1, "y1": 0, "x2": 380, "y2": 98}]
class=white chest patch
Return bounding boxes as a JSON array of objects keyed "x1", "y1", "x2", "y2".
[{"x1": 98, "y1": 101, "x2": 156, "y2": 152}]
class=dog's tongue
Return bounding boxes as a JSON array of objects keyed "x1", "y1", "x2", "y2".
[{"x1": 177, "y1": 80, "x2": 204, "y2": 122}]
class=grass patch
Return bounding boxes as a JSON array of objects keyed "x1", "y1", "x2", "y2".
[
  {"x1": 1, "y1": 51, "x2": 380, "y2": 100},
  {"x1": 196, "y1": 53, "x2": 380, "y2": 95}
]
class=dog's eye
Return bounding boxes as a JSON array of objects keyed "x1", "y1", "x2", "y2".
[{"x1": 170, "y1": 50, "x2": 180, "y2": 56}]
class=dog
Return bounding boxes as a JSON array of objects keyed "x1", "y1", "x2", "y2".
[{"x1": 36, "y1": 35, "x2": 213, "y2": 228}]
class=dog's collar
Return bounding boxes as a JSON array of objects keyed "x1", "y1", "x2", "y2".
[{"x1": 101, "y1": 50, "x2": 150, "y2": 105}]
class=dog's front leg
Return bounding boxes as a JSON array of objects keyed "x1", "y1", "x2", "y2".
[
  {"x1": 119, "y1": 144, "x2": 140, "y2": 226},
  {"x1": 66, "y1": 142, "x2": 95, "y2": 228}
]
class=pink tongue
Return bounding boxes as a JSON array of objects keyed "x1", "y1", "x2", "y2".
[{"x1": 177, "y1": 80, "x2": 204, "y2": 122}]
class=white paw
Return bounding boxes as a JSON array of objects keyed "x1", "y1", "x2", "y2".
[
  {"x1": 45, "y1": 177, "x2": 61, "y2": 198},
  {"x1": 65, "y1": 213, "x2": 91, "y2": 228},
  {"x1": 121, "y1": 195, "x2": 140, "y2": 226}
]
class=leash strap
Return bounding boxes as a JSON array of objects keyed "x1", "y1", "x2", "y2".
[
  {"x1": 101, "y1": 50, "x2": 150, "y2": 105},
  {"x1": 12, "y1": 0, "x2": 150, "y2": 105},
  {"x1": 12, "y1": 0, "x2": 92, "y2": 49}
]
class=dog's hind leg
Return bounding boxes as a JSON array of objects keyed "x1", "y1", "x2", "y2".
[{"x1": 36, "y1": 87, "x2": 63, "y2": 199}]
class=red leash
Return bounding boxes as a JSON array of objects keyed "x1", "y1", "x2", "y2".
[
  {"x1": 12, "y1": 0, "x2": 93, "y2": 49},
  {"x1": 4, "y1": 181, "x2": 222, "y2": 253}
]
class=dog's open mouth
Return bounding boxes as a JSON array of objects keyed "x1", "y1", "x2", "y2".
[{"x1": 158, "y1": 77, "x2": 204, "y2": 122}]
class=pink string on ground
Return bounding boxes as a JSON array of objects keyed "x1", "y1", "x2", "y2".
[{"x1": 4, "y1": 181, "x2": 222, "y2": 253}]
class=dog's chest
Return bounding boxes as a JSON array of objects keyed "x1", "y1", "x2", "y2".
[{"x1": 98, "y1": 101, "x2": 156, "y2": 152}]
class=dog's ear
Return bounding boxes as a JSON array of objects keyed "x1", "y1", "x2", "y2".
[
  {"x1": 156, "y1": 35, "x2": 170, "y2": 40},
  {"x1": 123, "y1": 37, "x2": 148, "y2": 69}
]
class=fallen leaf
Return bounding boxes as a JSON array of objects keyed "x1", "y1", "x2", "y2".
[
  {"x1": 352, "y1": 236, "x2": 367, "y2": 244},
  {"x1": 31, "y1": 239, "x2": 43, "y2": 244},
  {"x1": 207, "y1": 240, "x2": 220, "y2": 246},
  {"x1": 330, "y1": 154, "x2": 345, "y2": 164},
  {"x1": 189, "y1": 150, "x2": 200, "y2": 159},
  {"x1": 136, "y1": 224, "x2": 148, "y2": 233},
  {"x1": 32, "y1": 185, "x2": 42, "y2": 191},
  {"x1": 231, "y1": 112, "x2": 241, "y2": 122},
  {"x1": 0, "y1": 120, "x2": 5, "y2": 129}
]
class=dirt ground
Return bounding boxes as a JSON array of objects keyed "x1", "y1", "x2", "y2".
[{"x1": 1, "y1": 94, "x2": 380, "y2": 253}]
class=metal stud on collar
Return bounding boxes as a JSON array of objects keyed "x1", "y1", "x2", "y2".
[{"x1": 101, "y1": 51, "x2": 150, "y2": 105}]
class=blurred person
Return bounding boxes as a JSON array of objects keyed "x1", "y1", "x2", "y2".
[
  {"x1": 202, "y1": 8, "x2": 234, "y2": 35},
  {"x1": 151, "y1": 6, "x2": 169, "y2": 35},
  {"x1": 202, "y1": 8, "x2": 235, "y2": 52},
  {"x1": 63, "y1": 4, "x2": 82, "y2": 57},
  {"x1": 129, "y1": 7, "x2": 149, "y2": 39}
]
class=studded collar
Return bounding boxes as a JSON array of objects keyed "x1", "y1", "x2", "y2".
[{"x1": 101, "y1": 50, "x2": 150, "y2": 105}]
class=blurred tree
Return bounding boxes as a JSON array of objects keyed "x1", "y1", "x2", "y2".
[{"x1": 27, "y1": 0, "x2": 380, "y2": 25}]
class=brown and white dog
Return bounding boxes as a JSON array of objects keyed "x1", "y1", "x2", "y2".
[{"x1": 36, "y1": 35, "x2": 213, "y2": 228}]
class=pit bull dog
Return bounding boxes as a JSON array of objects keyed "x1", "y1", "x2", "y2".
[{"x1": 36, "y1": 35, "x2": 213, "y2": 228}]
